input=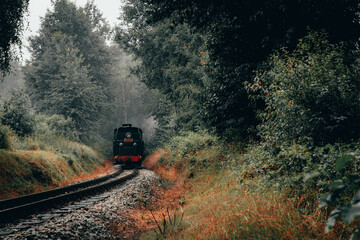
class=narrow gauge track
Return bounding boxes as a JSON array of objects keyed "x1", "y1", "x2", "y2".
[{"x1": 0, "y1": 168, "x2": 138, "y2": 226}]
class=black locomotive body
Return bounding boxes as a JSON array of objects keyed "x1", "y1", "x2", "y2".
[{"x1": 113, "y1": 124, "x2": 144, "y2": 167}]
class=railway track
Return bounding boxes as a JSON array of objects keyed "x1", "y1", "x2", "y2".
[{"x1": 0, "y1": 167, "x2": 138, "y2": 227}]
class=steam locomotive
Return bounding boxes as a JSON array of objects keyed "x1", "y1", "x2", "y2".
[{"x1": 113, "y1": 124, "x2": 144, "y2": 167}]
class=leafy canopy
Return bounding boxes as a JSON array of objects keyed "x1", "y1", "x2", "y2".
[
  {"x1": 0, "y1": 0, "x2": 29, "y2": 74},
  {"x1": 249, "y1": 31, "x2": 360, "y2": 146}
]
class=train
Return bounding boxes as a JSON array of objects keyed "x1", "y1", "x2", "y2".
[{"x1": 113, "y1": 124, "x2": 144, "y2": 167}]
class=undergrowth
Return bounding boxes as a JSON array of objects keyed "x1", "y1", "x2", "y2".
[
  {"x1": 142, "y1": 131, "x2": 359, "y2": 239},
  {"x1": 0, "y1": 118, "x2": 108, "y2": 200}
]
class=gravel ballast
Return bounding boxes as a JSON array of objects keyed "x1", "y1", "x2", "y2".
[{"x1": 2, "y1": 169, "x2": 160, "y2": 240}]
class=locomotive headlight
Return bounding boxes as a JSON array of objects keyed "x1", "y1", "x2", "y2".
[
  {"x1": 133, "y1": 142, "x2": 137, "y2": 146},
  {"x1": 119, "y1": 142, "x2": 123, "y2": 146},
  {"x1": 126, "y1": 132, "x2": 131, "y2": 138}
]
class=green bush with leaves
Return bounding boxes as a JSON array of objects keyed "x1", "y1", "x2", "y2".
[
  {"x1": 249, "y1": 31, "x2": 360, "y2": 146},
  {"x1": 308, "y1": 144, "x2": 360, "y2": 237},
  {"x1": 162, "y1": 131, "x2": 219, "y2": 175},
  {"x1": 0, "y1": 124, "x2": 11, "y2": 149},
  {"x1": 34, "y1": 114, "x2": 79, "y2": 141},
  {"x1": 1, "y1": 90, "x2": 34, "y2": 137},
  {"x1": 246, "y1": 31, "x2": 360, "y2": 236}
]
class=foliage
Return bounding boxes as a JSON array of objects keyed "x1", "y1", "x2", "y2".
[
  {"x1": 249, "y1": 31, "x2": 360, "y2": 146},
  {"x1": 0, "y1": 139, "x2": 104, "y2": 199},
  {"x1": 34, "y1": 114, "x2": 79, "y2": 141},
  {"x1": 0, "y1": 61, "x2": 24, "y2": 97},
  {"x1": 116, "y1": 0, "x2": 208, "y2": 135},
  {"x1": 0, "y1": 0, "x2": 29, "y2": 74},
  {"x1": 24, "y1": 0, "x2": 114, "y2": 143},
  {"x1": 0, "y1": 89, "x2": 34, "y2": 137},
  {"x1": 25, "y1": 33, "x2": 102, "y2": 141},
  {"x1": 312, "y1": 145, "x2": 360, "y2": 237},
  {"x1": 244, "y1": 31, "x2": 360, "y2": 235},
  {"x1": 136, "y1": 0, "x2": 360, "y2": 142},
  {"x1": 168, "y1": 131, "x2": 216, "y2": 156},
  {"x1": 0, "y1": 124, "x2": 11, "y2": 150},
  {"x1": 160, "y1": 131, "x2": 219, "y2": 177}
]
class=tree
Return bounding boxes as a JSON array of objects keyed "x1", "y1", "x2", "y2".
[
  {"x1": 98, "y1": 45, "x2": 155, "y2": 142},
  {"x1": 249, "y1": 31, "x2": 360, "y2": 146},
  {"x1": 25, "y1": 33, "x2": 103, "y2": 141},
  {"x1": 116, "y1": 0, "x2": 208, "y2": 135},
  {"x1": 0, "y1": 61, "x2": 25, "y2": 98},
  {"x1": 25, "y1": 0, "x2": 114, "y2": 142},
  {"x1": 28, "y1": 0, "x2": 113, "y2": 96},
  {"x1": 0, "y1": 0, "x2": 29, "y2": 74},
  {"x1": 1, "y1": 89, "x2": 34, "y2": 137},
  {"x1": 133, "y1": 0, "x2": 360, "y2": 141}
]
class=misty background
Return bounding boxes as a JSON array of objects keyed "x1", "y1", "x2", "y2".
[{"x1": 0, "y1": 0, "x2": 158, "y2": 156}]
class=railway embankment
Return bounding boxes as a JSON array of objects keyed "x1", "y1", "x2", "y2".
[
  {"x1": 135, "y1": 131, "x2": 358, "y2": 239},
  {"x1": 0, "y1": 130, "x2": 112, "y2": 200}
]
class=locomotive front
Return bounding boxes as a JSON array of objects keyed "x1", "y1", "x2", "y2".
[{"x1": 113, "y1": 124, "x2": 144, "y2": 167}]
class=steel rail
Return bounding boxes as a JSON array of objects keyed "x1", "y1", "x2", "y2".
[
  {"x1": 0, "y1": 167, "x2": 122, "y2": 211},
  {"x1": 0, "y1": 168, "x2": 138, "y2": 225}
]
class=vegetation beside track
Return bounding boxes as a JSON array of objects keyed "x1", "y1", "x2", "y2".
[
  {"x1": 140, "y1": 132, "x2": 358, "y2": 239},
  {"x1": 0, "y1": 122, "x2": 111, "y2": 200}
]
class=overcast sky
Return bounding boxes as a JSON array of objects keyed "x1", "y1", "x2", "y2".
[{"x1": 22, "y1": 0, "x2": 124, "y2": 61}]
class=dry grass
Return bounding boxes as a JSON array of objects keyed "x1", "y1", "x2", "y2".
[
  {"x1": 137, "y1": 159, "x2": 357, "y2": 240},
  {"x1": 111, "y1": 148, "x2": 357, "y2": 240},
  {"x1": 0, "y1": 145, "x2": 111, "y2": 200},
  {"x1": 57, "y1": 159, "x2": 114, "y2": 187},
  {"x1": 112, "y1": 151, "x2": 188, "y2": 239},
  {"x1": 142, "y1": 150, "x2": 165, "y2": 170},
  {"x1": 153, "y1": 170, "x2": 356, "y2": 240}
]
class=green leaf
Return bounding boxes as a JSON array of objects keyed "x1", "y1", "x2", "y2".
[
  {"x1": 335, "y1": 154, "x2": 354, "y2": 171},
  {"x1": 303, "y1": 171, "x2": 321, "y2": 182},
  {"x1": 342, "y1": 202, "x2": 360, "y2": 223},
  {"x1": 319, "y1": 192, "x2": 334, "y2": 208},
  {"x1": 325, "y1": 207, "x2": 341, "y2": 233}
]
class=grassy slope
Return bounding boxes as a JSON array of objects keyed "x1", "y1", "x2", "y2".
[
  {"x1": 0, "y1": 137, "x2": 111, "y2": 200},
  {"x1": 141, "y1": 133, "x2": 357, "y2": 239}
]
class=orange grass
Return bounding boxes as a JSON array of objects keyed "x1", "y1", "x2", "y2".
[
  {"x1": 113, "y1": 149, "x2": 357, "y2": 240},
  {"x1": 165, "y1": 171, "x2": 356, "y2": 240},
  {"x1": 113, "y1": 152, "x2": 188, "y2": 239},
  {"x1": 57, "y1": 159, "x2": 113, "y2": 187},
  {"x1": 0, "y1": 148, "x2": 111, "y2": 200}
]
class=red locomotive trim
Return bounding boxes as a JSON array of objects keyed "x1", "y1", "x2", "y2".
[
  {"x1": 124, "y1": 138, "x2": 133, "y2": 142},
  {"x1": 114, "y1": 155, "x2": 140, "y2": 163}
]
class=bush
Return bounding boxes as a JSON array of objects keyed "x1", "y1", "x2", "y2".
[
  {"x1": 0, "y1": 124, "x2": 11, "y2": 149},
  {"x1": 34, "y1": 114, "x2": 79, "y2": 141},
  {"x1": 161, "y1": 130, "x2": 219, "y2": 175},
  {"x1": 249, "y1": 30, "x2": 360, "y2": 146},
  {"x1": 1, "y1": 90, "x2": 34, "y2": 137}
]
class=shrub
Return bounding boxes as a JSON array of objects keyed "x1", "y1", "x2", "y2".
[
  {"x1": 249, "y1": 31, "x2": 360, "y2": 146},
  {"x1": 0, "y1": 124, "x2": 11, "y2": 149},
  {"x1": 33, "y1": 114, "x2": 79, "y2": 141},
  {"x1": 1, "y1": 90, "x2": 34, "y2": 137},
  {"x1": 161, "y1": 130, "x2": 219, "y2": 175}
]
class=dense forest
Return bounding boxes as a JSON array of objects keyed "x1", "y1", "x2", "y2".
[{"x1": 1, "y1": 0, "x2": 360, "y2": 238}]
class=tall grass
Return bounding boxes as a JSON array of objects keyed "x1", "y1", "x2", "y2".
[
  {"x1": 142, "y1": 131, "x2": 357, "y2": 239},
  {"x1": 0, "y1": 124, "x2": 108, "y2": 200}
]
